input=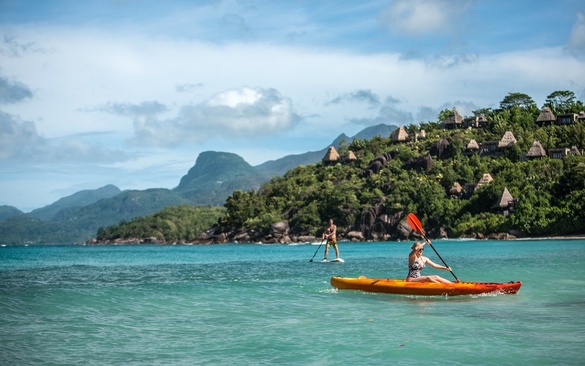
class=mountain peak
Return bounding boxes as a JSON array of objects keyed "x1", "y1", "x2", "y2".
[
  {"x1": 174, "y1": 151, "x2": 266, "y2": 205},
  {"x1": 176, "y1": 151, "x2": 256, "y2": 188}
]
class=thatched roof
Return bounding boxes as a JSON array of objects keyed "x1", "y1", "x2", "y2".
[
  {"x1": 499, "y1": 131, "x2": 517, "y2": 148},
  {"x1": 346, "y1": 150, "x2": 357, "y2": 160},
  {"x1": 476, "y1": 173, "x2": 493, "y2": 189},
  {"x1": 418, "y1": 129, "x2": 426, "y2": 139},
  {"x1": 322, "y1": 146, "x2": 340, "y2": 162},
  {"x1": 467, "y1": 139, "x2": 479, "y2": 150},
  {"x1": 450, "y1": 182, "x2": 463, "y2": 195},
  {"x1": 445, "y1": 108, "x2": 463, "y2": 124},
  {"x1": 536, "y1": 107, "x2": 556, "y2": 123},
  {"x1": 526, "y1": 141, "x2": 547, "y2": 158},
  {"x1": 497, "y1": 187, "x2": 514, "y2": 208},
  {"x1": 392, "y1": 126, "x2": 409, "y2": 142}
]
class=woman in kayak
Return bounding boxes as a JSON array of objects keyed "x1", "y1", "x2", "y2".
[{"x1": 406, "y1": 242, "x2": 453, "y2": 284}]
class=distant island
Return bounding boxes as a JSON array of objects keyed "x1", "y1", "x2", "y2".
[
  {"x1": 92, "y1": 91, "x2": 585, "y2": 245},
  {"x1": 2, "y1": 90, "x2": 584, "y2": 245},
  {"x1": 0, "y1": 124, "x2": 397, "y2": 244}
]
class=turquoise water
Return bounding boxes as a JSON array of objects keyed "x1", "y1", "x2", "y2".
[{"x1": 1, "y1": 240, "x2": 584, "y2": 365}]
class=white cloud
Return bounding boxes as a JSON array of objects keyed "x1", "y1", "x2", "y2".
[
  {"x1": 326, "y1": 89, "x2": 381, "y2": 107},
  {"x1": 96, "y1": 101, "x2": 168, "y2": 116},
  {"x1": 349, "y1": 95, "x2": 414, "y2": 126},
  {"x1": 130, "y1": 86, "x2": 300, "y2": 147},
  {"x1": 0, "y1": 111, "x2": 128, "y2": 163},
  {"x1": 380, "y1": 0, "x2": 473, "y2": 36}
]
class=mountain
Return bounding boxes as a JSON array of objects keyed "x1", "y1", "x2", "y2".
[
  {"x1": 174, "y1": 151, "x2": 269, "y2": 205},
  {"x1": 255, "y1": 124, "x2": 398, "y2": 177},
  {"x1": 173, "y1": 124, "x2": 398, "y2": 205},
  {"x1": 0, "y1": 205, "x2": 23, "y2": 221},
  {"x1": 52, "y1": 188, "x2": 192, "y2": 229},
  {"x1": 1, "y1": 124, "x2": 399, "y2": 243},
  {"x1": 28, "y1": 184, "x2": 122, "y2": 220},
  {"x1": 351, "y1": 123, "x2": 398, "y2": 140},
  {"x1": 0, "y1": 188, "x2": 194, "y2": 244}
]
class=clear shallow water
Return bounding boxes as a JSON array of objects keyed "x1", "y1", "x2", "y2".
[{"x1": 1, "y1": 240, "x2": 584, "y2": 365}]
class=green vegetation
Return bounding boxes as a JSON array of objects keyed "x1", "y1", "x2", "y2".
[
  {"x1": 0, "y1": 188, "x2": 195, "y2": 244},
  {"x1": 217, "y1": 90, "x2": 585, "y2": 239},
  {"x1": 96, "y1": 205, "x2": 225, "y2": 243},
  {"x1": 19, "y1": 89, "x2": 584, "y2": 244}
]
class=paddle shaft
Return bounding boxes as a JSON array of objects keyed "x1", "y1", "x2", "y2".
[
  {"x1": 407, "y1": 213, "x2": 459, "y2": 282},
  {"x1": 309, "y1": 240, "x2": 326, "y2": 262}
]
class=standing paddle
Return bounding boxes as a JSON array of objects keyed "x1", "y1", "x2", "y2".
[
  {"x1": 309, "y1": 239, "x2": 326, "y2": 262},
  {"x1": 406, "y1": 213, "x2": 460, "y2": 282}
]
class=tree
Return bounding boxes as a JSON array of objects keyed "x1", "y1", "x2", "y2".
[
  {"x1": 499, "y1": 92, "x2": 536, "y2": 110},
  {"x1": 437, "y1": 108, "x2": 453, "y2": 123},
  {"x1": 472, "y1": 107, "x2": 492, "y2": 116},
  {"x1": 545, "y1": 90, "x2": 576, "y2": 114}
]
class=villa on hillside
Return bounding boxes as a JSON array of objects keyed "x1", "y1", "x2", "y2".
[
  {"x1": 526, "y1": 141, "x2": 547, "y2": 160},
  {"x1": 536, "y1": 107, "x2": 556, "y2": 126},
  {"x1": 548, "y1": 145, "x2": 582, "y2": 159},
  {"x1": 536, "y1": 107, "x2": 585, "y2": 127},
  {"x1": 497, "y1": 187, "x2": 517, "y2": 215},
  {"x1": 322, "y1": 146, "x2": 340, "y2": 165},
  {"x1": 464, "y1": 114, "x2": 489, "y2": 128},
  {"x1": 450, "y1": 175, "x2": 517, "y2": 215},
  {"x1": 391, "y1": 126, "x2": 409, "y2": 142},
  {"x1": 450, "y1": 173, "x2": 493, "y2": 198},
  {"x1": 442, "y1": 108, "x2": 489, "y2": 130},
  {"x1": 499, "y1": 131, "x2": 517, "y2": 147},
  {"x1": 475, "y1": 173, "x2": 493, "y2": 190},
  {"x1": 476, "y1": 131, "x2": 517, "y2": 156},
  {"x1": 321, "y1": 146, "x2": 357, "y2": 165},
  {"x1": 441, "y1": 106, "x2": 585, "y2": 130},
  {"x1": 463, "y1": 139, "x2": 480, "y2": 155},
  {"x1": 443, "y1": 108, "x2": 463, "y2": 129}
]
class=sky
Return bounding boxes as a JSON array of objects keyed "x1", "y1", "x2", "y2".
[{"x1": 1, "y1": 0, "x2": 585, "y2": 212}]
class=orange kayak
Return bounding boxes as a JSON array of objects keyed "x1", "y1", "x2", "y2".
[{"x1": 330, "y1": 276, "x2": 522, "y2": 296}]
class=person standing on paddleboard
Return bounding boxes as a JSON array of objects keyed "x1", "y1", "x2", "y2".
[
  {"x1": 406, "y1": 242, "x2": 452, "y2": 284},
  {"x1": 322, "y1": 219, "x2": 340, "y2": 261}
]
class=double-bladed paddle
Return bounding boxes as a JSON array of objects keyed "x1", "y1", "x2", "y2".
[{"x1": 406, "y1": 212, "x2": 460, "y2": 282}]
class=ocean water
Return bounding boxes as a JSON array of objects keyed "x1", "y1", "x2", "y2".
[{"x1": 1, "y1": 240, "x2": 584, "y2": 365}]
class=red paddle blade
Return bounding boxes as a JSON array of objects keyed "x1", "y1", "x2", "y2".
[{"x1": 406, "y1": 213, "x2": 425, "y2": 236}]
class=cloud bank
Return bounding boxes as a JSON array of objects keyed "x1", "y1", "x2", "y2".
[{"x1": 123, "y1": 86, "x2": 300, "y2": 147}]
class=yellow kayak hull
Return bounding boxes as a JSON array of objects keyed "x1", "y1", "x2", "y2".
[{"x1": 330, "y1": 276, "x2": 522, "y2": 296}]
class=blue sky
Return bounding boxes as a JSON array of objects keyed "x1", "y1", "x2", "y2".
[{"x1": 1, "y1": 0, "x2": 584, "y2": 212}]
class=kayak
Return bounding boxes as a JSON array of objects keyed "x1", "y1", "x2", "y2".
[{"x1": 330, "y1": 276, "x2": 522, "y2": 296}]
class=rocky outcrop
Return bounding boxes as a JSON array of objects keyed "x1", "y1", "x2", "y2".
[
  {"x1": 359, "y1": 202, "x2": 407, "y2": 241},
  {"x1": 404, "y1": 154, "x2": 433, "y2": 173},
  {"x1": 361, "y1": 152, "x2": 394, "y2": 177},
  {"x1": 430, "y1": 138, "x2": 450, "y2": 160},
  {"x1": 271, "y1": 221, "x2": 292, "y2": 243}
]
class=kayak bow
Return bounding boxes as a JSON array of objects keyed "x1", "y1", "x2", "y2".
[{"x1": 330, "y1": 276, "x2": 522, "y2": 296}]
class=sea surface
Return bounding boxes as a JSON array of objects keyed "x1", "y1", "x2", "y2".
[{"x1": 1, "y1": 240, "x2": 584, "y2": 365}]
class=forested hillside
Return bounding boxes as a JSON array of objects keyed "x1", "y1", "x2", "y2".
[
  {"x1": 93, "y1": 205, "x2": 225, "y2": 244},
  {"x1": 96, "y1": 91, "x2": 585, "y2": 244}
]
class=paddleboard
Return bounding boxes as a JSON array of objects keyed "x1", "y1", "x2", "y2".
[{"x1": 322, "y1": 258, "x2": 345, "y2": 263}]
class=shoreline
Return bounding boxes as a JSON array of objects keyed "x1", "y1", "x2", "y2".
[{"x1": 513, "y1": 235, "x2": 585, "y2": 241}]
